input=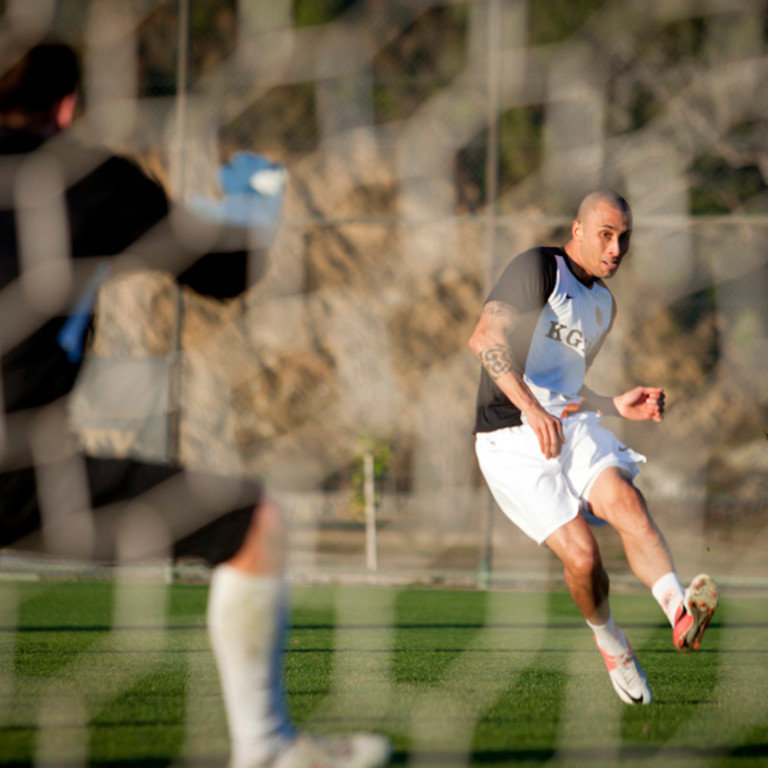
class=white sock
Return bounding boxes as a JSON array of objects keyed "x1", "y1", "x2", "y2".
[
  {"x1": 651, "y1": 572, "x2": 685, "y2": 626},
  {"x1": 207, "y1": 565, "x2": 295, "y2": 768},
  {"x1": 587, "y1": 612, "x2": 629, "y2": 656}
]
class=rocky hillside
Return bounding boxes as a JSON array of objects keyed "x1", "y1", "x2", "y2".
[
  {"x1": 72, "y1": 1, "x2": 768, "y2": 529},
  {"x1": 75, "y1": 148, "x2": 768, "y2": 531}
]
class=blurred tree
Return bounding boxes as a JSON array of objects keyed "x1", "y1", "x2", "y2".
[
  {"x1": 528, "y1": 0, "x2": 607, "y2": 45},
  {"x1": 293, "y1": 0, "x2": 357, "y2": 27}
]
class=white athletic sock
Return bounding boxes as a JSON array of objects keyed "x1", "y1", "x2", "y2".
[
  {"x1": 651, "y1": 572, "x2": 685, "y2": 626},
  {"x1": 587, "y1": 612, "x2": 629, "y2": 656},
  {"x1": 207, "y1": 565, "x2": 295, "y2": 768}
]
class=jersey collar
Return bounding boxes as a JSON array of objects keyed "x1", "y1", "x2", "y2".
[{"x1": 560, "y1": 248, "x2": 597, "y2": 288}]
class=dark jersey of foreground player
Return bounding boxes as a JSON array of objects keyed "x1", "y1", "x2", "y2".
[
  {"x1": 0, "y1": 125, "x2": 265, "y2": 559},
  {"x1": 0, "y1": 126, "x2": 256, "y2": 417}
]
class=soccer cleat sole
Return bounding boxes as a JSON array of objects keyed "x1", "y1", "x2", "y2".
[{"x1": 675, "y1": 573, "x2": 718, "y2": 653}]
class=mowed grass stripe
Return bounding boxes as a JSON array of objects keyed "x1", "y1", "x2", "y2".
[{"x1": 0, "y1": 580, "x2": 766, "y2": 766}]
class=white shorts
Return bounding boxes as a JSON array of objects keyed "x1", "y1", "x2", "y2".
[{"x1": 474, "y1": 411, "x2": 646, "y2": 545}]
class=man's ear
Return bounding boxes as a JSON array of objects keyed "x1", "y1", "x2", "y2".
[
  {"x1": 572, "y1": 219, "x2": 583, "y2": 241},
  {"x1": 54, "y1": 93, "x2": 77, "y2": 130}
]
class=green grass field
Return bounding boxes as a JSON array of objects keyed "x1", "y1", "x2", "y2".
[{"x1": 0, "y1": 578, "x2": 766, "y2": 767}]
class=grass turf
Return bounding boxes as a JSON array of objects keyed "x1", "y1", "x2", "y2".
[{"x1": 0, "y1": 580, "x2": 766, "y2": 766}]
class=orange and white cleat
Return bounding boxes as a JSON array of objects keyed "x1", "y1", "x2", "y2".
[
  {"x1": 673, "y1": 574, "x2": 718, "y2": 653},
  {"x1": 597, "y1": 633, "x2": 653, "y2": 705}
]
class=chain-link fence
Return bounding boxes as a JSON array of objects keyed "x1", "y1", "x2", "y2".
[{"x1": 1, "y1": 0, "x2": 767, "y2": 587}]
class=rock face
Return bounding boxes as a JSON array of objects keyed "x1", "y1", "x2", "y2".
[{"x1": 75, "y1": 149, "x2": 768, "y2": 529}]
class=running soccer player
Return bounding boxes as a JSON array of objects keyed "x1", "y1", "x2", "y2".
[
  {"x1": 468, "y1": 189, "x2": 718, "y2": 704},
  {"x1": 0, "y1": 41, "x2": 389, "y2": 767}
]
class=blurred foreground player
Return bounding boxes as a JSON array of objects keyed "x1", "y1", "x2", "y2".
[
  {"x1": 469, "y1": 190, "x2": 718, "y2": 705},
  {"x1": 0, "y1": 41, "x2": 389, "y2": 768}
]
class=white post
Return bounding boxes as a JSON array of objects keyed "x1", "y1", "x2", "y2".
[
  {"x1": 364, "y1": 452, "x2": 378, "y2": 572},
  {"x1": 167, "y1": 0, "x2": 189, "y2": 465},
  {"x1": 480, "y1": 0, "x2": 503, "y2": 588}
]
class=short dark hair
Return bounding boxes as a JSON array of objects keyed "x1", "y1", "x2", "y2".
[
  {"x1": 576, "y1": 189, "x2": 632, "y2": 222},
  {"x1": 0, "y1": 42, "x2": 80, "y2": 122}
]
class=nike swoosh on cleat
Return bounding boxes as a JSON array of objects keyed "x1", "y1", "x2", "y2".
[{"x1": 616, "y1": 683, "x2": 644, "y2": 704}]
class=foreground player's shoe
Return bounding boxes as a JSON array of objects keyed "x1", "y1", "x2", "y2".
[
  {"x1": 262, "y1": 733, "x2": 390, "y2": 768},
  {"x1": 597, "y1": 635, "x2": 653, "y2": 705},
  {"x1": 673, "y1": 573, "x2": 718, "y2": 653}
]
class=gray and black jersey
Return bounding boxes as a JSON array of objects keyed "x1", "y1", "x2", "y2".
[{"x1": 473, "y1": 247, "x2": 616, "y2": 433}]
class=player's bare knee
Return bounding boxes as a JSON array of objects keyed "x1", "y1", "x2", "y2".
[
  {"x1": 251, "y1": 497, "x2": 285, "y2": 544},
  {"x1": 564, "y1": 540, "x2": 602, "y2": 581},
  {"x1": 227, "y1": 496, "x2": 286, "y2": 574},
  {"x1": 594, "y1": 476, "x2": 648, "y2": 527}
]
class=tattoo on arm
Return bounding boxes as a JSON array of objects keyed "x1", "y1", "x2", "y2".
[
  {"x1": 482, "y1": 300, "x2": 516, "y2": 321},
  {"x1": 480, "y1": 344, "x2": 515, "y2": 381}
]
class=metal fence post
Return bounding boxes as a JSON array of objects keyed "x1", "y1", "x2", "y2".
[
  {"x1": 479, "y1": 0, "x2": 503, "y2": 588},
  {"x1": 167, "y1": 0, "x2": 189, "y2": 465},
  {"x1": 364, "y1": 451, "x2": 378, "y2": 572}
]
